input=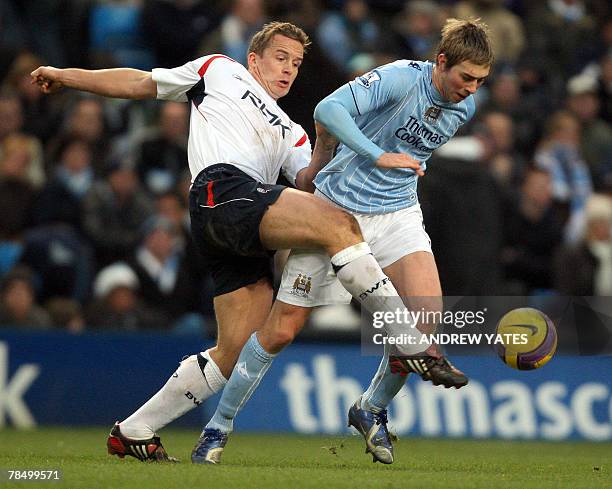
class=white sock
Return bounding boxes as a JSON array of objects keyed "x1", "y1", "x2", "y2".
[
  {"x1": 331, "y1": 243, "x2": 429, "y2": 355},
  {"x1": 120, "y1": 350, "x2": 227, "y2": 439}
]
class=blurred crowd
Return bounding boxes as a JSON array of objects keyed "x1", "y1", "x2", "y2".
[{"x1": 0, "y1": 0, "x2": 612, "y2": 334}]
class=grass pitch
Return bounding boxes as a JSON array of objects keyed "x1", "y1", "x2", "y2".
[{"x1": 1, "y1": 428, "x2": 610, "y2": 489}]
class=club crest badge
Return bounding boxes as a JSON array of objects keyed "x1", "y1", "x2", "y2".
[
  {"x1": 424, "y1": 106, "x2": 442, "y2": 125},
  {"x1": 291, "y1": 273, "x2": 312, "y2": 297}
]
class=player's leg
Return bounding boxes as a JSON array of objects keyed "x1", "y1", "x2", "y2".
[
  {"x1": 360, "y1": 251, "x2": 443, "y2": 415},
  {"x1": 260, "y1": 189, "x2": 429, "y2": 353},
  {"x1": 259, "y1": 187, "x2": 361, "y2": 253},
  {"x1": 110, "y1": 255, "x2": 274, "y2": 460},
  {"x1": 346, "y1": 252, "x2": 442, "y2": 465},
  {"x1": 349, "y1": 206, "x2": 464, "y2": 464},
  {"x1": 208, "y1": 278, "x2": 273, "y2": 378},
  {"x1": 191, "y1": 300, "x2": 312, "y2": 463},
  {"x1": 191, "y1": 248, "x2": 348, "y2": 464},
  {"x1": 352, "y1": 252, "x2": 467, "y2": 463},
  {"x1": 384, "y1": 251, "x2": 468, "y2": 386}
]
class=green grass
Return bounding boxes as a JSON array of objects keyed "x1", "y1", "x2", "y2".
[{"x1": 1, "y1": 428, "x2": 610, "y2": 489}]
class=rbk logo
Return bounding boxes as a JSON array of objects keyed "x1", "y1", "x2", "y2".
[
  {"x1": 359, "y1": 277, "x2": 390, "y2": 300},
  {"x1": 242, "y1": 90, "x2": 290, "y2": 138}
]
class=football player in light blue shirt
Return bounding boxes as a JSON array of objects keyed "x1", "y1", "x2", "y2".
[
  {"x1": 314, "y1": 58, "x2": 476, "y2": 214},
  {"x1": 199, "y1": 18, "x2": 494, "y2": 465}
]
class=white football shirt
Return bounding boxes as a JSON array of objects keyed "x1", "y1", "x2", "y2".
[{"x1": 152, "y1": 55, "x2": 311, "y2": 185}]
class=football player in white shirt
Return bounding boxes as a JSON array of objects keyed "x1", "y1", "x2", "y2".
[{"x1": 32, "y1": 22, "x2": 427, "y2": 462}]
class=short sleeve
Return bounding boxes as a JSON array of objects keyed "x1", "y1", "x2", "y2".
[
  {"x1": 282, "y1": 130, "x2": 311, "y2": 186},
  {"x1": 152, "y1": 58, "x2": 204, "y2": 102},
  {"x1": 152, "y1": 55, "x2": 238, "y2": 102}
]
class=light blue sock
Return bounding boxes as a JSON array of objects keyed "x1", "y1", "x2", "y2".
[
  {"x1": 361, "y1": 344, "x2": 406, "y2": 413},
  {"x1": 206, "y1": 333, "x2": 276, "y2": 433}
]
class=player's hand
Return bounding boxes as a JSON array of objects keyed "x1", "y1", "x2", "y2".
[
  {"x1": 376, "y1": 153, "x2": 424, "y2": 176},
  {"x1": 30, "y1": 66, "x2": 64, "y2": 94}
]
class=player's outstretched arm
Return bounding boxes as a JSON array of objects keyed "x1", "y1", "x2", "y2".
[
  {"x1": 295, "y1": 122, "x2": 338, "y2": 193},
  {"x1": 31, "y1": 66, "x2": 157, "y2": 100}
]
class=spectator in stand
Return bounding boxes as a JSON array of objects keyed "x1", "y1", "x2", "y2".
[
  {"x1": 125, "y1": 215, "x2": 205, "y2": 328},
  {"x1": 32, "y1": 137, "x2": 94, "y2": 230},
  {"x1": 535, "y1": 110, "x2": 593, "y2": 244},
  {"x1": 597, "y1": 51, "x2": 612, "y2": 125},
  {"x1": 272, "y1": 0, "x2": 346, "y2": 137},
  {"x1": 142, "y1": 0, "x2": 220, "y2": 68},
  {"x1": 45, "y1": 297, "x2": 85, "y2": 334},
  {"x1": 526, "y1": 0, "x2": 598, "y2": 81},
  {"x1": 200, "y1": 0, "x2": 267, "y2": 66},
  {"x1": 501, "y1": 167, "x2": 564, "y2": 294},
  {"x1": 2, "y1": 51, "x2": 63, "y2": 142},
  {"x1": 86, "y1": 262, "x2": 167, "y2": 331},
  {"x1": 0, "y1": 133, "x2": 43, "y2": 276},
  {"x1": 0, "y1": 265, "x2": 51, "y2": 329},
  {"x1": 136, "y1": 101, "x2": 188, "y2": 195},
  {"x1": 388, "y1": 1, "x2": 441, "y2": 62},
  {"x1": 155, "y1": 191, "x2": 200, "y2": 271},
  {"x1": 565, "y1": 73, "x2": 612, "y2": 190},
  {"x1": 155, "y1": 191, "x2": 189, "y2": 234},
  {"x1": 3, "y1": 0, "x2": 66, "y2": 67},
  {"x1": 317, "y1": 0, "x2": 380, "y2": 74},
  {"x1": 18, "y1": 223, "x2": 94, "y2": 304},
  {"x1": 47, "y1": 97, "x2": 110, "y2": 176},
  {"x1": 420, "y1": 136, "x2": 504, "y2": 295},
  {"x1": 454, "y1": 0, "x2": 526, "y2": 66},
  {"x1": 554, "y1": 193, "x2": 612, "y2": 296},
  {"x1": 82, "y1": 159, "x2": 153, "y2": 268},
  {"x1": 155, "y1": 190, "x2": 215, "y2": 319},
  {"x1": 0, "y1": 92, "x2": 24, "y2": 143},
  {"x1": 480, "y1": 110, "x2": 527, "y2": 188},
  {"x1": 478, "y1": 69, "x2": 546, "y2": 155},
  {"x1": 0, "y1": 1, "x2": 25, "y2": 67},
  {"x1": 0, "y1": 132, "x2": 45, "y2": 188},
  {"x1": 88, "y1": 0, "x2": 155, "y2": 70}
]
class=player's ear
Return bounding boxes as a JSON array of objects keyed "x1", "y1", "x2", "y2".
[
  {"x1": 436, "y1": 53, "x2": 448, "y2": 70},
  {"x1": 247, "y1": 51, "x2": 258, "y2": 69}
]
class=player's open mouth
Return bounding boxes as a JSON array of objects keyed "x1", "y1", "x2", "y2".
[{"x1": 278, "y1": 80, "x2": 289, "y2": 88}]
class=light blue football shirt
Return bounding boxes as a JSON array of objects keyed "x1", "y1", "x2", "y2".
[{"x1": 314, "y1": 60, "x2": 476, "y2": 214}]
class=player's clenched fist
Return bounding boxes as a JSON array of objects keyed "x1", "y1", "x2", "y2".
[
  {"x1": 376, "y1": 152, "x2": 424, "y2": 175},
  {"x1": 30, "y1": 66, "x2": 64, "y2": 94}
]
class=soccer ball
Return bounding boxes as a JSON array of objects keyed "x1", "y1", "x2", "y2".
[{"x1": 495, "y1": 307, "x2": 557, "y2": 370}]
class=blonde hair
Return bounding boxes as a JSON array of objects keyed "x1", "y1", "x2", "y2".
[
  {"x1": 248, "y1": 21, "x2": 311, "y2": 56},
  {"x1": 436, "y1": 18, "x2": 494, "y2": 68}
]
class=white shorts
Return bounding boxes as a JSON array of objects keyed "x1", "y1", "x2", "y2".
[{"x1": 277, "y1": 192, "x2": 433, "y2": 307}]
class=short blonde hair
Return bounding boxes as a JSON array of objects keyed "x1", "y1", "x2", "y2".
[
  {"x1": 436, "y1": 18, "x2": 494, "y2": 68},
  {"x1": 248, "y1": 22, "x2": 311, "y2": 56}
]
